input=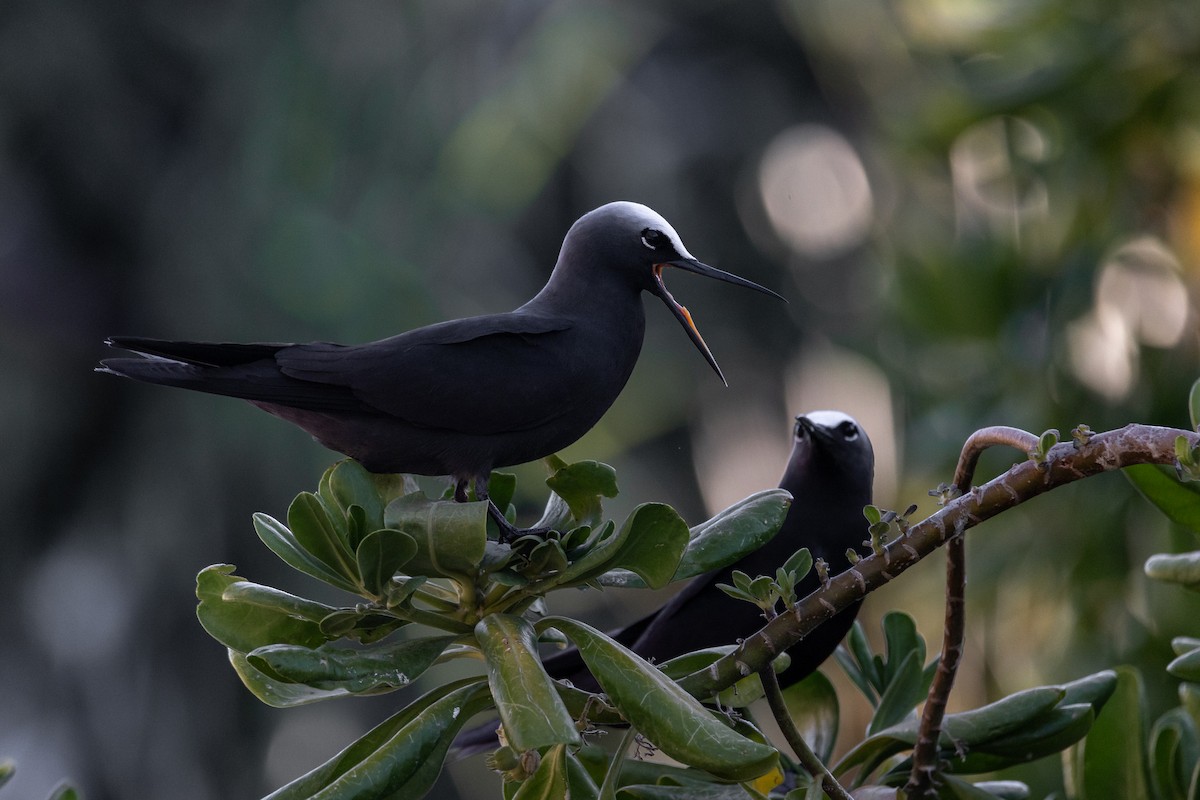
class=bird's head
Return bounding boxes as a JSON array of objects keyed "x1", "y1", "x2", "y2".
[
  {"x1": 789, "y1": 410, "x2": 875, "y2": 497},
  {"x1": 560, "y1": 201, "x2": 784, "y2": 386}
]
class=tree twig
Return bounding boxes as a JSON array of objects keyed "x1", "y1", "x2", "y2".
[
  {"x1": 905, "y1": 426, "x2": 1038, "y2": 798},
  {"x1": 677, "y1": 424, "x2": 1196, "y2": 702},
  {"x1": 759, "y1": 665, "x2": 853, "y2": 800}
]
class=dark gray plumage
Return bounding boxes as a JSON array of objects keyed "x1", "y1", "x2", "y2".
[
  {"x1": 455, "y1": 410, "x2": 875, "y2": 754},
  {"x1": 98, "y1": 202, "x2": 781, "y2": 533}
]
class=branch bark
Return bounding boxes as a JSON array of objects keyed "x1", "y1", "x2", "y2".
[
  {"x1": 906, "y1": 426, "x2": 1038, "y2": 798},
  {"x1": 677, "y1": 424, "x2": 1196, "y2": 706}
]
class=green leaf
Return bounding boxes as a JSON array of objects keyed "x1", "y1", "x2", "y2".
[
  {"x1": 254, "y1": 512, "x2": 361, "y2": 593},
  {"x1": 868, "y1": 650, "x2": 925, "y2": 734},
  {"x1": 947, "y1": 704, "x2": 1096, "y2": 773},
  {"x1": 542, "y1": 616, "x2": 779, "y2": 782},
  {"x1": 1150, "y1": 708, "x2": 1199, "y2": 800},
  {"x1": 544, "y1": 460, "x2": 619, "y2": 527},
  {"x1": 941, "y1": 775, "x2": 1029, "y2": 799},
  {"x1": 385, "y1": 492, "x2": 488, "y2": 579},
  {"x1": 1169, "y1": 647, "x2": 1200, "y2": 683},
  {"x1": 321, "y1": 460, "x2": 392, "y2": 531},
  {"x1": 782, "y1": 670, "x2": 840, "y2": 763},
  {"x1": 511, "y1": 744, "x2": 570, "y2": 800},
  {"x1": 263, "y1": 678, "x2": 491, "y2": 798},
  {"x1": 1125, "y1": 464, "x2": 1200, "y2": 535},
  {"x1": 1065, "y1": 666, "x2": 1149, "y2": 800},
  {"x1": 782, "y1": 547, "x2": 814, "y2": 580},
  {"x1": 220, "y1": 579, "x2": 337, "y2": 624},
  {"x1": 555, "y1": 504, "x2": 689, "y2": 590},
  {"x1": 616, "y1": 784, "x2": 757, "y2": 799},
  {"x1": 942, "y1": 685, "x2": 1066, "y2": 746},
  {"x1": 882, "y1": 611, "x2": 926, "y2": 686},
  {"x1": 247, "y1": 634, "x2": 457, "y2": 695},
  {"x1": 230, "y1": 650, "x2": 358, "y2": 707},
  {"x1": 565, "y1": 748, "x2": 601, "y2": 800},
  {"x1": 488, "y1": 472, "x2": 518, "y2": 517},
  {"x1": 47, "y1": 783, "x2": 81, "y2": 800},
  {"x1": 1146, "y1": 552, "x2": 1200, "y2": 592},
  {"x1": 599, "y1": 490, "x2": 792, "y2": 589},
  {"x1": 195, "y1": 564, "x2": 327, "y2": 655},
  {"x1": 657, "y1": 645, "x2": 791, "y2": 709},
  {"x1": 289, "y1": 492, "x2": 358, "y2": 579},
  {"x1": 475, "y1": 614, "x2": 581, "y2": 751},
  {"x1": 354, "y1": 528, "x2": 418, "y2": 596}
]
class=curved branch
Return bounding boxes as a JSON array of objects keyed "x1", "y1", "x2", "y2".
[
  {"x1": 677, "y1": 423, "x2": 1195, "y2": 699},
  {"x1": 907, "y1": 426, "x2": 1038, "y2": 798}
]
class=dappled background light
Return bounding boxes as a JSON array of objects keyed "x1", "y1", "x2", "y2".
[{"x1": 3, "y1": 0, "x2": 1200, "y2": 797}]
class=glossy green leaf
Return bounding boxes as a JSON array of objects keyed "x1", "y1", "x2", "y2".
[
  {"x1": 488, "y1": 472, "x2": 518, "y2": 517},
  {"x1": 511, "y1": 744, "x2": 569, "y2": 800},
  {"x1": 354, "y1": 528, "x2": 417, "y2": 596},
  {"x1": 882, "y1": 611, "x2": 926, "y2": 685},
  {"x1": 385, "y1": 492, "x2": 488, "y2": 579},
  {"x1": 247, "y1": 634, "x2": 456, "y2": 695},
  {"x1": 543, "y1": 616, "x2": 779, "y2": 782},
  {"x1": 946, "y1": 704, "x2": 1095, "y2": 773},
  {"x1": 230, "y1": 650, "x2": 358, "y2": 707},
  {"x1": 1126, "y1": 465, "x2": 1200, "y2": 535},
  {"x1": 596, "y1": 489, "x2": 791, "y2": 588},
  {"x1": 196, "y1": 564, "x2": 327, "y2": 655},
  {"x1": 543, "y1": 459, "x2": 619, "y2": 527},
  {"x1": 219, "y1": 579, "x2": 337, "y2": 624},
  {"x1": 942, "y1": 686, "x2": 1066, "y2": 745},
  {"x1": 782, "y1": 670, "x2": 840, "y2": 763},
  {"x1": 264, "y1": 678, "x2": 491, "y2": 799},
  {"x1": 1169, "y1": 647, "x2": 1200, "y2": 683},
  {"x1": 475, "y1": 614, "x2": 581, "y2": 751},
  {"x1": 658, "y1": 646, "x2": 791, "y2": 709},
  {"x1": 1147, "y1": 552, "x2": 1200, "y2": 592},
  {"x1": 869, "y1": 650, "x2": 925, "y2": 735},
  {"x1": 254, "y1": 512, "x2": 361, "y2": 593},
  {"x1": 556, "y1": 504, "x2": 689, "y2": 590},
  {"x1": 320, "y1": 460, "x2": 392, "y2": 531},
  {"x1": 47, "y1": 783, "x2": 81, "y2": 800},
  {"x1": 289, "y1": 491, "x2": 358, "y2": 579},
  {"x1": 1066, "y1": 666, "x2": 1149, "y2": 800},
  {"x1": 565, "y1": 748, "x2": 601, "y2": 800}
]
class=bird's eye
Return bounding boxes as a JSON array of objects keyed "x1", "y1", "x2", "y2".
[
  {"x1": 640, "y1": 228, "x2": 669, "y2": 250},
  {"x1": 793, "y1": 417, "x2": 807, "y2": 438},
  {"x1": 837, "y1": 421, "x2": 859, "y2": 440}
]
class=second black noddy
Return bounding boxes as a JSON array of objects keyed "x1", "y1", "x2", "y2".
[
  {"x1": 98, "y1": 202, "x2": 782, "y2": 538},
  {"x1": 454, "y1": 411, "x2": 874, "y2": 755}
]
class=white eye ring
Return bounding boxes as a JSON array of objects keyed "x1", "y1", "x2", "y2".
[
  {"x1": 838, "y1": 422, "x2": 859, "y2": 440},
  {"x1": 640, "y1": 235, "x2": 656, "y2": 251}
]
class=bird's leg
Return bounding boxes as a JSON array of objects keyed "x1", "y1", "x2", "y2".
[{"x1": 473, "y1": 476, "x2": 555, "y2": 543}]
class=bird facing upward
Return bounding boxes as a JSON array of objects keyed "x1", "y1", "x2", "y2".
[
  {"x1": 453, "y1": 410, "x2": 875, "y2": 754},
  {"x1": 99, "y1": 202, "x2": 782, "y2": 536}
]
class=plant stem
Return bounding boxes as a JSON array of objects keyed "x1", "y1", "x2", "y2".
[
  {"x1": 760, "y1": 666, "x2": 853, "y2": 800},
  {"x1": 905, "y1": 426, "x2": 1039, "y2": 798}
]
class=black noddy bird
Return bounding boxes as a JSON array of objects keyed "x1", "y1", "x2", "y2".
[
  {"x1": 455, "y1": 410, "x2": 875, "y2": 754},
  {"x1": 98, "y1": 202, "x2": 782, "y2": 539}
]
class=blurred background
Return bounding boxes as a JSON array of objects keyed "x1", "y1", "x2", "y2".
[{"x1": 2, "y1": 0, "x2": 1199, "y2": 796}]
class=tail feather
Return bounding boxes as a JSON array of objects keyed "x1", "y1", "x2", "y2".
[
  {"x1": 105, "y1": 336, "x2": 288, "y2": 367},
  {"x1": 98, "y1": 355, "x2": 365, "y2": 412}
]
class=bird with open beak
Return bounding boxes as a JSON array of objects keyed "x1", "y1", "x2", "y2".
[{"x1": 99, "y1": 202, "x2": 782, "y2": 539}]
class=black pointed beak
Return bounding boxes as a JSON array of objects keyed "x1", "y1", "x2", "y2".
[{"x1": 651, "y1": 258, "x2": 784, "y2": 387}]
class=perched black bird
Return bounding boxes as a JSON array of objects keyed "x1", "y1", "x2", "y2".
[
  {"x1": 98, "y1": 202, "x2": 781, "y2": 537},
  {"x1": 455, "y1": 411, "x2": 874, "y2": 753}
]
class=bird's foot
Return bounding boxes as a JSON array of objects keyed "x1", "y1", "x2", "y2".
[{"x1": 487, "y1": 501, "x2": 555, "y2": 544}]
